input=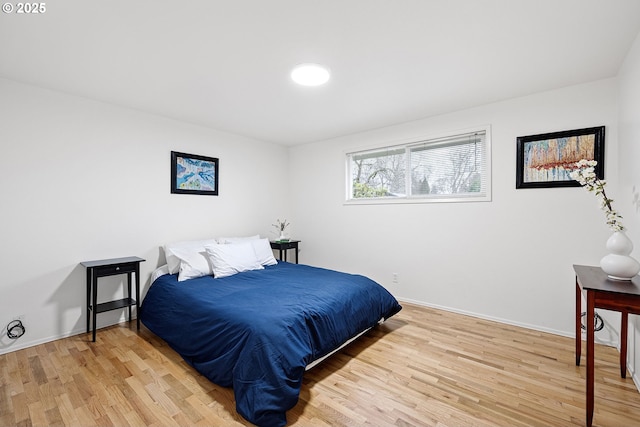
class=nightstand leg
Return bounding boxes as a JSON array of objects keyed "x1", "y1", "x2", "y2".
[
  {"x1": 86, "y1": 268, "x2": 91, "y2": 334},
  {"x1": 92, "y1": 274, "x2": 98, "y2": 342},
  {"x1": 135, "y1": 265, "x2": 141, "y2": 330},
  {"x1": 127, "y1": 272, "x2": 132, "y2": 324}
]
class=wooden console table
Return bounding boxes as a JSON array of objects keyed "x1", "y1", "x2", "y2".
[{"x1": 574, "y1": 264, "x2": 640, "y2": 427}]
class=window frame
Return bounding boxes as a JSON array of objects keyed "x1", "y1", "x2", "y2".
[{"x1": 345, "y1": 125, "x2": 492, "y2": 205}]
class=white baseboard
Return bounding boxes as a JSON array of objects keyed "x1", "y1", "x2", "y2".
[{"x1": 398, "y1": 297, "x2": 573, "y2": 338}]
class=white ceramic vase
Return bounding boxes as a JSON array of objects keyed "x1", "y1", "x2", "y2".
[
  {"x1": 599, "y1": 231, "x2": 640, "y2": 280},
  {"x1": 278, "y1": 231, "x2": 288, "y2": 241}
]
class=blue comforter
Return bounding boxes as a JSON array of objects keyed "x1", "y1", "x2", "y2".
[{"x1": 140, "y1": 261, "x2": 401, "y2": 426}]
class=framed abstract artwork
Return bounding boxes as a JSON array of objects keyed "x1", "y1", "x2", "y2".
[
  {"x1": 516, "y1": 126, "x2": 605, "y2": 189},
  {"x1": 171, "y1": 151, "x2": 219, "y2": 195}
]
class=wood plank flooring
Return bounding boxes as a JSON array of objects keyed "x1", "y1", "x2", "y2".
[{"x1": 2, "y1": 302, "x2": 640, "y2": 426}]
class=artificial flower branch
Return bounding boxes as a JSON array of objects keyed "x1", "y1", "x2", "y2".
[
  {"x1": 272, "y1": 219, "x2": 290, "y2": 232},
  {"x1": 569, "y1": 159, "x2": 624, "y2": 231}
]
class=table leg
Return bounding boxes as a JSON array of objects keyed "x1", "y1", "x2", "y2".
[
  {"x1": 92, "y1": 274, "x2": 98, "y2": 342},
  {"x1": 576, "y1": 279, "x2": 582, "y2": 366},
  {"x1": 86, "y1": 268, "x2": 91, "y2": 334},
  {"x1": 586, "y1": 290, "x2": 595, "y2": 427},
  {"x1": 135, "y1": 265, "x2": 141, "y2": 331},
  {"x1": 127, "y1": 272, "x2": 132, "y2": 324},
  {"x1": 621, "y1": 311, "x2": 628, "y2": 378}
]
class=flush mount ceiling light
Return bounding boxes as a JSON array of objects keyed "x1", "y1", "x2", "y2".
[{"x1": 290, "y1": 63, "x2": 330, "y2": 86}]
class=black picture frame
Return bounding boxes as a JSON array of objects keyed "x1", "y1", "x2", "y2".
[
  {"x1": 516, "y1": 126, "x2": 605, "y2": 189},
  {"x1": 170, "y1": 151, "x2": 219, "y2": 195}
]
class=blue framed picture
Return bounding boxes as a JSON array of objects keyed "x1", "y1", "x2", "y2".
[{"x1": 171, "y1": 151, "x2": 219, "y2": 195}]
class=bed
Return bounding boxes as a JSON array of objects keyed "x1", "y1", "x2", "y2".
[{"x1": 140, "y1": 244, "x2": 401, "y2": 427}]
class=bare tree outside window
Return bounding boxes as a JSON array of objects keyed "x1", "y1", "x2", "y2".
[{"x1": 351, "y1": 148, "x2": 405, "y2": 198}]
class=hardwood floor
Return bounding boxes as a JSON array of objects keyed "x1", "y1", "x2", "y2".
[{"x1": 2, "y1": 302, "x2": 640, "y2": 426}]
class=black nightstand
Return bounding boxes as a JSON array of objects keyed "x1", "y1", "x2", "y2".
[
  {"x1": 270, "y1": 240, "x2": 300, "y2": 264},
  {"x1": 81, "y1": 256, "x2": 145, "y2": 342}
]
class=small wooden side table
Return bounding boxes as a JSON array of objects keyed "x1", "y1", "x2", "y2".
[
  {"x1": 270, "y1": 240, "x2": 300, "y2": 264},
  {"x1": 574, "y1": 265, "x2": 640, "y2": 427},
  {"x1": 81, "y1": 256, "x2": 145, "y2": 342}
]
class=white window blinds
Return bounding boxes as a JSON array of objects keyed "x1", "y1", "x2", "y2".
[{"x1": 347, "y1": 127, "x2": 491, "y2": 203}]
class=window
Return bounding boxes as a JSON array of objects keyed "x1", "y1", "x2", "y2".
[{"x1": 346, "y1": 127, "x2": 491, "y2": 203}]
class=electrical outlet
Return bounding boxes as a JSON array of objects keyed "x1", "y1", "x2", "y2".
[{"x1": 392, "y1": 273, "x2": 398, "y2": 283}]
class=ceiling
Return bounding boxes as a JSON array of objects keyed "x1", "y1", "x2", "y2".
[{"x1": 1, "y1": 1, "x2": 640, "y2": 146}]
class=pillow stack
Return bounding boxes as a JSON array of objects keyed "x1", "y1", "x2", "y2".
[{"x1": 164, "y1": 235, "x2": 278, "y2": 281}]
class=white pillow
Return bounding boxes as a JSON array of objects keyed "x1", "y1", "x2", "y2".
[
  {"x1": 164, "y1": 239, "x2": 217, "y2": 274},
  {"x1": 150, "y1": 265, "x2": 170, "y2": 283},
  {"x1": 205, "y1": 242, "x2": 264, "y2": 278},
  {"x1": 171, "y1": 247, "x2": 214, "y2": 282},
  {"x1": 215, "y1": 234, "x2": 260, "y2": 244},
  {"x1": 252, "y1": 238, "x2": 277, "y2": 266}
]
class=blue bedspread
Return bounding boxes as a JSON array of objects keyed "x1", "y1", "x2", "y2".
[{"x1": 140, "y1": 261, "x2": 401, "y2": 426}]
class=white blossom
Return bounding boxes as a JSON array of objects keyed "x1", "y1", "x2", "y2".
[{"x1": 571, "y1": 160, "x2": 624, "y2": 231}]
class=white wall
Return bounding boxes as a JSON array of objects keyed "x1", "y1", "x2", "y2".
[
  {"x1": 0, "y1": 78, "x2": 290, "y2": 354},
  {"x1": 617, "y1": 31, "x2": 640, "y2": 386},
  {"x1": 289, "y1": 78, "x2": 619, "y2": 339}
]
